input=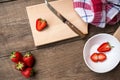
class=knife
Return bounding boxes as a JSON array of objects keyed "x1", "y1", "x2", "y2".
[{"x1": 44, "y1": 0, "x2": 85, "y2": 38}]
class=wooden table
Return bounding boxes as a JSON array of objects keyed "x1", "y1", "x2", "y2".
[{"x1": 0, "y1": 0, "x2": 120, "y2": 80}]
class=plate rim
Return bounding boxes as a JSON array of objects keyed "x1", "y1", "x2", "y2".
[{"x1": 83, "y1": 33, "x2": 120, "y2": 73}]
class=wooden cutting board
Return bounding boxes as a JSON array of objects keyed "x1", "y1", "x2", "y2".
[
  {"x1": 114, "y1": 26, "x2": 120, "y2": 41},
  {"x1": 26, "y1": 0, "x2": 88, "y2": 46}
]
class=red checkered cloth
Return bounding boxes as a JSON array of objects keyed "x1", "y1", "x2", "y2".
[{"x1": 73, "y1": 0, "x2": 120, "y2": 28}]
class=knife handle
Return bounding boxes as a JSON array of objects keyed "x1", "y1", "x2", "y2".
[{"x1": 65, "y1": 21, "x2": 85, "y2": 38}]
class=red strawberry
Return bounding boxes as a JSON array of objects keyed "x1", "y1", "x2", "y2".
[
  {"x1": 98, "y1": 53, "x2": 107, "y2": 62},
  {"x1": 90, "y1": 53, "x2": 98, "y2": 62},
  {"x1": 21, "y1": 68, "x2": 34, "y2": 78},
  {"x1": 23, "y1": 52, "x2": 35, "y2": 67},
  {"x1": 97, "y1": 42, "x2": 112, "y2": 52},
  {"x1": 90, "y1": 53, "x2": 107, "y2": 62},
  {"x1": 15, "y1": 61, "x2": 26, "y2": 71},
  {"x1": 10, "y1": 51, "x2": 23, "y2": 63},
  {"x1": 36, "y1": 18, "x2": 47, "y2": 31}
]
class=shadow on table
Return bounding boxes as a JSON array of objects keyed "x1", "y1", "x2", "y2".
[{"x1": 0, "y1": 0, "x2": 16, "y2": 3}]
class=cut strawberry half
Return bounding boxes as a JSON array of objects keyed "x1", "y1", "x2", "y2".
[
  {"x1": 97, "y1": 42, "x2": 113, "y2": 52},
  {"x1": 90, "y1": 52, "x2": 107, "y2": 62},
  {"x1": 90, "y1": 53, "x2": 98, "y2": 62},
  {"x1": 36, "y1": 18, "x2": 47, "y2": 31},
  {"x1": 98, "y1": 53, "x2": 107, "y2": 62}
]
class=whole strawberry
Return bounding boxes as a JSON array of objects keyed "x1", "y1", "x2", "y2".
[
  {"x1": 21, "y1": 68, "x2": 34, "y2": 78},
  {"x1": 15, "y1": 61, "x2": 26, "y2": 71},
  {"x1": 10, "y1": 51, "x2": 23, "y2": 63},
  {"x1": 23, "y1": 52, "x2": 35, "y2": 67}
]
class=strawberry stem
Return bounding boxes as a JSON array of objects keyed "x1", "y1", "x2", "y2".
[
  {"x1": 24, "y1": 52, "x2": 31, "y2": 57},
  {"x1": 108, "y1": 42, "x2": 114, "y2": 49},
  {"x1": 10, "y1": 51, "x2": 15, "y2": 59},
  {"x1": 111, "y1": 46, "x2": 114, "y2": 48},
  {"x1": 30, "y1": 68, "x2": 34, "y2": 77},
  {"x1": 16, "y1": 62, "x2": 24, "y2": 70}
]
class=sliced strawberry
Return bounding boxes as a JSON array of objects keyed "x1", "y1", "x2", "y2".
[
  {"x1": 97, "y1": 42, "x2": 112, "y2": 52},
  {"x1": 21, "y1": 68, "x2": 34, "y2": 78},
  {"x1": 10, "y1": 51, "x2": 23, "y2": 63},
  {"x1": 98, "y1": 53, "x2": 107, "y2": 62},
  {"x1": 36, "y1": 18, "x2": 42, "y2": 30},
  {"x1": 36, "y1": 18, "x2": 47, "y2": 31},
  {"x1": 90, "y1": 53, "x2": 98, "y2": 62},
  {"x1": 15, "y1": 61, "x2": 26, "y2": 71}
]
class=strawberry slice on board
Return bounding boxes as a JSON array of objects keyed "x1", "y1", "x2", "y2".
[
  {"x1": 90, "y1": 53, "x2": 98, "y2": 62},
  {"x1": 10, "y1": 51, "x2": 23, "y2": 63},
  {"x1": 97, "y1": 42, "x2": 113, "y2": 52},
  {"x1": 36, "y1": 18, "x2": 47, "y2": 31},
  {"x1": 98, "y1": 53, "x2": 107, "y2": 62}
]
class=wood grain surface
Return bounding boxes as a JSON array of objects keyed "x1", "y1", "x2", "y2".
[
  {"x1": 114, "y1": 27, "x2": 120, "y2": 41},
  {"x1": 0, "y1": 0, "x2": 120, "y2": 80}
]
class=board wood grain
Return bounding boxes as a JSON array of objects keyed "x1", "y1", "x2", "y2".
[
  {"x1": 26, "y1": 0, "x2": 88, "y2": 46},
  {"x1": 114, "y1": 26, "x2": 120, "y2": 41}
]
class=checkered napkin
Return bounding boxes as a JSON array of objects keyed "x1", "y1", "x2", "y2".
[{"x1": 73, "y1": 0, "x2": 120, "y2": 28}]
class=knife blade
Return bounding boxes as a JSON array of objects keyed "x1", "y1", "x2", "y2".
[{"x1": 45, "y1": 0, "x2": 85, "y2": 38}]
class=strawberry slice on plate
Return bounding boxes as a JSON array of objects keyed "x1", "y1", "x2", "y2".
[
  {"x1": 90, "y1": 53, "x2": 107, "y2": 62},
  {"x1": 90, "y1": 53, "x2": 98, "y2": 62},
  {"x1": 97, "y1": 42, "x2": 112, "y2": 52},
  {"x1": 98, "y1": 53, "x2": 107, "y2": 62}
]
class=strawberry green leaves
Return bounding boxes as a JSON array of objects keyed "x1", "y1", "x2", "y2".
[{"x1": 10, "y1": 51, "x2": 35, "y2": 78}]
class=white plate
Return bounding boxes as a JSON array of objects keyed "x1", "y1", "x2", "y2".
[{"x1": 83, "y1": 33, "x2": 120, "y2": 73}]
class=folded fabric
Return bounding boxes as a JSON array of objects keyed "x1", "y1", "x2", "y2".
[{"x1": 73, "y1": 0, "x2": 120, "y2": 28}]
